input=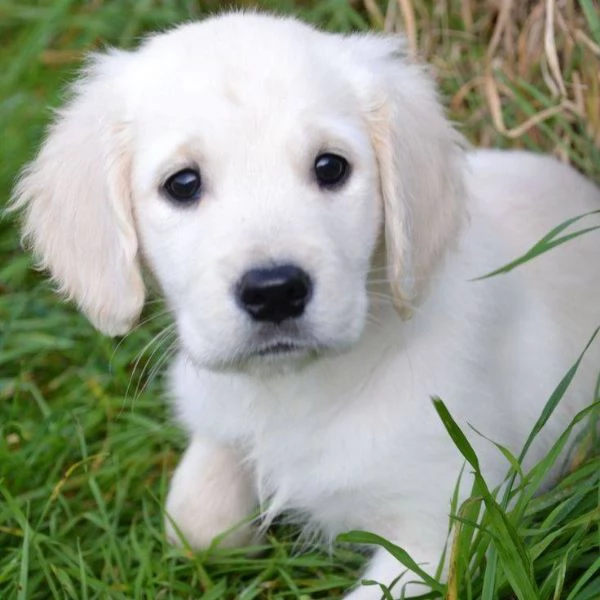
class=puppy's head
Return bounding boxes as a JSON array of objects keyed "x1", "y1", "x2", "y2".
[{"x1": 11, "y1": 13, "x2": 465, "y2": 370}]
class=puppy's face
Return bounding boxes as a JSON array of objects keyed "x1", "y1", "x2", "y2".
[
  {"x1": 13, "y1": 14, "x2": 465, "y2": 371},
  {"x1": 130, "y1": 37, "x2": 381, "y2": 368}
]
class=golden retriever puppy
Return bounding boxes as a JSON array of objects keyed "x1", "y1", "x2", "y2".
[{"x1": 12, "y1": 13, "x2": 600, "y2": 598}]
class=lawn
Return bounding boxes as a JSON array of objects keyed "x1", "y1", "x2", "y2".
[{"x1": 1, "y1": 1, "x2": 599, "y2": 599}]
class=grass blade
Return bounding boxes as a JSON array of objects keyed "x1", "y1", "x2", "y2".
[
  {"x1": 475, "y1": 211, "x2": 600, "y2": 280},
  {"x1": 337, "y1": 531, "x2": 445, "y2": 593},
  {"x1": 432, "y1": 399, "x2": 539, "y2": 600}
]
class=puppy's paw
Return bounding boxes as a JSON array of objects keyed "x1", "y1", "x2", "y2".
[
  {"x1": 165, "y1": 439, "x2": 258, "y2": 550},
  {"x1": 343, "y1": 545, "x2": 442, "y2": 600}
]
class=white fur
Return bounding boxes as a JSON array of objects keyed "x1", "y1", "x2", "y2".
[{"x1": 11, "y1": 13, "x2": 600, "y2": 598}]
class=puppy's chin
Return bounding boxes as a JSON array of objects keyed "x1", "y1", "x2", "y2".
[
  {"x1": 232, "y1": 346, "x2": 329, "y2": 377},
  {"x1": 181, "y1": 338, "x2": 350, "y2": 377},
  {"x1": 179, "y1": 323, "x2": 365, "y2": 376}
]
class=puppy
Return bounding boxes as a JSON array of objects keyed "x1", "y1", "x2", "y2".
[{"x1": 12, "y1": 12, "x2": 600, "y2": 599}]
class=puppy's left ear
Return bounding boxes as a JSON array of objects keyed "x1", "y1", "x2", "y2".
[{"x1": 338, "y1": 35, "x2": 467, "y2": 316}]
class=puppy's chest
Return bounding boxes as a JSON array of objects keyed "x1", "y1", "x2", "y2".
[
  {"x1": 176, "y1": 354, "x2": 459, "y2": 530},
  {"x1": 248, "y1": 408, "x2": 395, "y2": 531}
]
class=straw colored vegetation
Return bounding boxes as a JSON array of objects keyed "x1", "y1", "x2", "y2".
[{"x1": 1, "y1": 1, "x2": 599, "y2": 599}]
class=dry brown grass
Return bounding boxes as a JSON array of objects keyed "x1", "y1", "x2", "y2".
[{"x1": 360, "y1": 0, "x2": 600, "y2": 179}]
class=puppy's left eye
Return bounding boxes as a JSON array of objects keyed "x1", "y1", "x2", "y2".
[
  {"x1": 314, "y1": 153, "x2": 350, "y2": 188},
  {"x1": 163, "y1": 168, "x2": 202, "y2": 204}
]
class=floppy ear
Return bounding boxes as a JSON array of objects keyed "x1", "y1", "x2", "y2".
[
  {"x1": 10, "y1": 52, "x2": 144, "y2": 336},
  {"x1": 339, "y1": 35, "x2": 467, "y2": 317}
]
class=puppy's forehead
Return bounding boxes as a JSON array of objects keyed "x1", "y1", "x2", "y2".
[{"x1": 125, "y1": 14, "x2": 352, "y2": 116}]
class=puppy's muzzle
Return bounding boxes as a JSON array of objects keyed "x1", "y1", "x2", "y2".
[{"x1": 236, "y1": 264, "x2": 313, "y2": 324}]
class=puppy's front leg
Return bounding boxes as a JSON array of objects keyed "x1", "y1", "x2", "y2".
[
  {"x1": 165, "y1": 437, "x2": 257, "y2": 549},
  {"x1": 345, "y1": 545, "x2": 441, "y2": 600}
]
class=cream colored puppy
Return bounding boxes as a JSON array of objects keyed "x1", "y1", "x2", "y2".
[{"x1": 12, "y1": 13, "x2": 600, "y2": 599}]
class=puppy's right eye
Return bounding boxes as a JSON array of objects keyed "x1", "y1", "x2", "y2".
[{"x1": 163, "y1": 168, "x2": 202, "y2": 204}]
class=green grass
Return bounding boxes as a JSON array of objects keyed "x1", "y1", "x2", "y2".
[{"x1": 1, "y1": 1, "x2": 599, "y2": 599}]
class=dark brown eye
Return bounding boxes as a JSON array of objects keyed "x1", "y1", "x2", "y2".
[
  {"x1": 163, "y1": 168, "x2": 201, "y2": 203},
  {"x1": 314, "y1": 153, "x2": 350, "y2": 188}
]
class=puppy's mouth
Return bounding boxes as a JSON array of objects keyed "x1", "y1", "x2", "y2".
[
  {"x1": 245, "y1": 321, "x2": 323, "y2": 361},
  {"x1": 253, "y1": 340, "x2": 307, "y2": 356},
  {"x1": 181, "y1": 320, "x2": 334, "y2": 372}
]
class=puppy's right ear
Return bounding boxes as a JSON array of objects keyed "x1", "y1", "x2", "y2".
[{"x1": 10, "y1": 52, "x2": 144, "y2": 336}]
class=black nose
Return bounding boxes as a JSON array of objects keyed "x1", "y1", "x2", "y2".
[{"x1": 237, "y1": 265, "x2": 313, "y2": 323}]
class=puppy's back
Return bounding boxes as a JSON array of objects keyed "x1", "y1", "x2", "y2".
[{"x1": 467, "y1": 149, "x2": 600, "y2": 366}]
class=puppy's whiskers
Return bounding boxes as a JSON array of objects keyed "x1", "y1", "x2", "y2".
[
  {"x1": 110, "y1": 305, "x2": 172, "y2": 364},
  {"x1": 367, "y1": 290, "x2": 426, "y2": 319},
  {"x1": 367, "y1": 290, "x2": 395, "y2": 302},
  {"x1": 365, "y1": 307, "x2": 384, "y2": 328},
  {"x1": 125, "y1": 323, "x2": 177, "y2": 408},
  {"x1": 135, "y1": 338, "x2": 179, "y2": 402}
]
